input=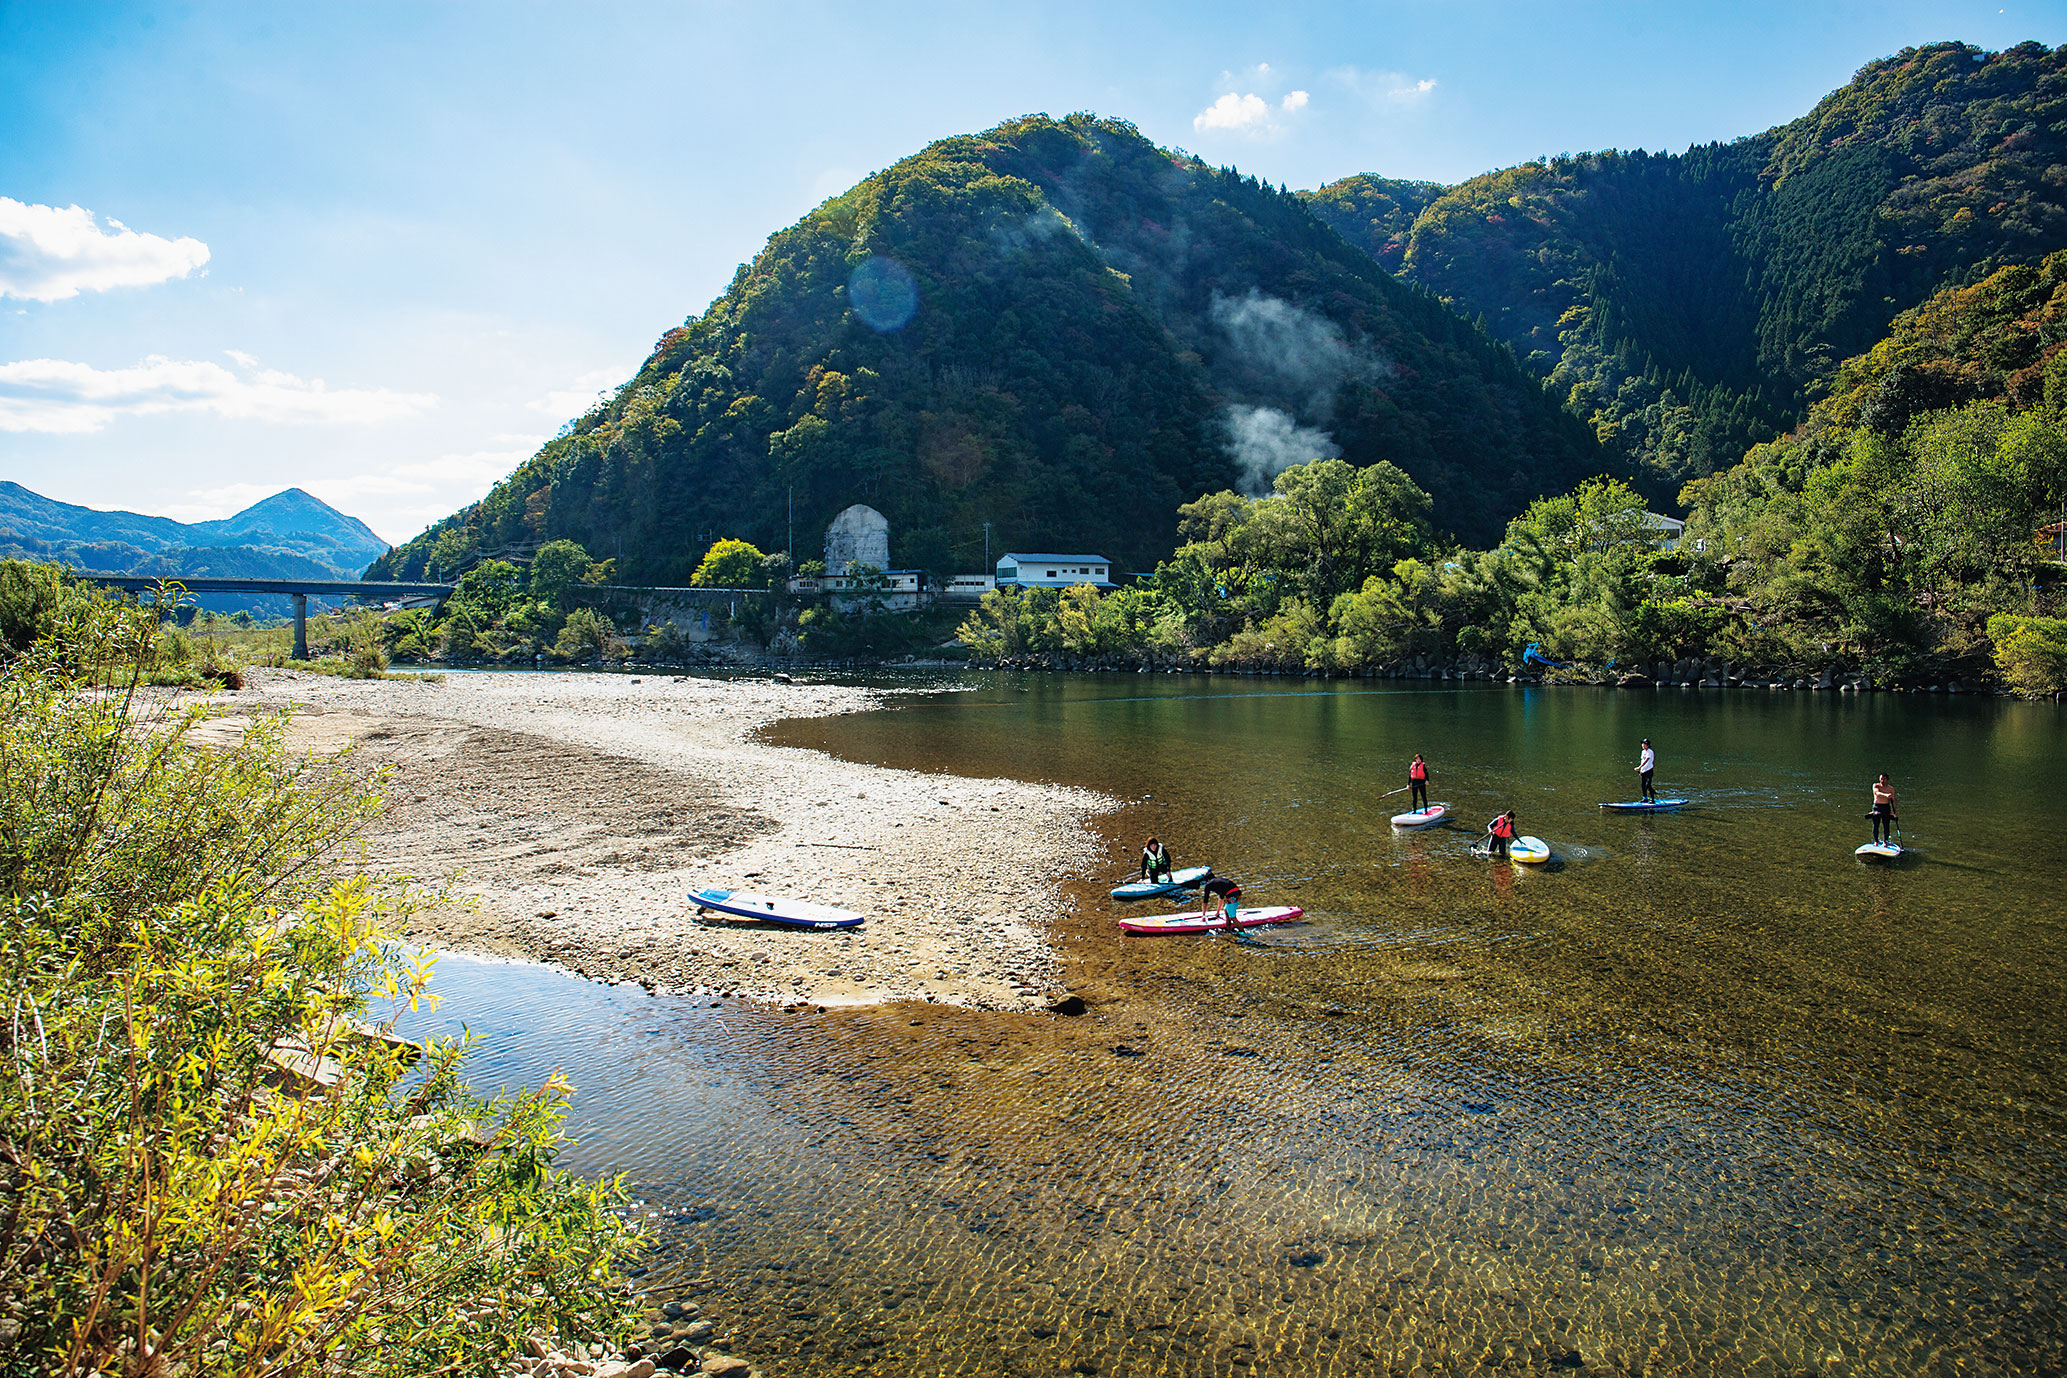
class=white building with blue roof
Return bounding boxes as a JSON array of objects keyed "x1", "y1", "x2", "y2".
[{"x1": 996, "y1": 553, "x2": 1114, "y2": 589}]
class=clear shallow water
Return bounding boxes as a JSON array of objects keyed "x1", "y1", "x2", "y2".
[{"x1": 399, "y1": 675, "x2": 2066, "y2": 1376}]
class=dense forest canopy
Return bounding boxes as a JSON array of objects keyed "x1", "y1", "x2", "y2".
[
  {"x1": 1303, "y1": 40, "x2": 2067, "y2": 489},
  {"x1": 370, "y1": 115, "x2": 1602, "y2": 585}
]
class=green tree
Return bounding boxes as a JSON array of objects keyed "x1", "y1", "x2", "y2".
[
  {"x1": 692, "y1": 538, "x2": 769, "y2": 588},
  {"x1": 530, "y1": 539, "x2": 604, "y2": 610}
]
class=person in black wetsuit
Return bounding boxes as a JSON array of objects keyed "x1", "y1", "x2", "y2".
[
  {"x1": 1408, "y1": 753, "x2": 1430, "y2": 812},
  {"x1": 1140, "y1": 837, "x2": 1174, "y2": 882},
  {"x1": 1200, "y1": 875, "x2": 1242, "y2": 924}
]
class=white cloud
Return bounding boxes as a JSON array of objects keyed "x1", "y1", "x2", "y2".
[
  {"x1": 1328, "y1": 66, "x2": 1440, "y2": 108},
  {"x1": 0, "y1": 352, "x2": 435, "y2": 434},
  {"x1": 528, "y1": 365, "x2": 633, "y2": 420},
  {"x1": 1195, "y1": 92, "x2": 1273, "y2": 132},
  {"x1": 0, "y1": 198, "x2": 211, "y2": 303},
  {"x1": 1193, "y1": 88, "x2": 1310, "y2": 136}
]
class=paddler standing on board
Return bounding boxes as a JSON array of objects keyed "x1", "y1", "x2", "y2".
[
  {"x1": 1636, "y1": 738, "x2": 1656, "y2": 803},
  {"x1": 1869, "y1": 774, "x2": 1898, "y2": 845},
  {"x1": 1408, "y1": 753, "x2": 1431, "y2": 813}
]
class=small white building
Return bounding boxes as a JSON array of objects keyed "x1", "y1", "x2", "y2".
[
  {"x1": 1643, "y1": 513, "x2": 1686, "y2": 550},
  {"x1": 941, "y1": 573, "x2": 997, "y2": 602},
  {"x1": 996, "y1": 553, "x2": 1114, "y2": 589},
  {"x1": 787, "y1": 568, "x2": 925, "y2": 611}
]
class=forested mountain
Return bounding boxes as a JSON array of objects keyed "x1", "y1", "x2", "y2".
[
  {"x1": 1303, "y1": 40, "x2": 2067, "y2": 488},
  {"x1": 371, "y1": 115, "x2": 1603, "y2": 584},
  {"x1": 0, "y1": 483, "x2": 388, "y2": 580}
]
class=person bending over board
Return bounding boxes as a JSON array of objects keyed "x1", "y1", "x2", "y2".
[
  {"x1": 1140, "y1": 836, "x2": 1174, "y2": 883},
  {"x1": 1200, "y1": 875, "x2": 1242, "y2": 923},
  {"x1": 1869, "y1": 774, "x2": 1898, "y2": 845},
  {"x1": 1637, "y1": 738, "x2": 1656, "y2": 803},
  {"x1": 1408, "y1": 753, "x2": 1430, "y2": 812},
  {"x1": 1486, "y1": 810, "x2": 1516, "y2": 860}
]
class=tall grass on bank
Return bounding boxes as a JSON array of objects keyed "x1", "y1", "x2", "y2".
[{"x1": 0, "y1": 590, "x2": 640, "y2": 1375}]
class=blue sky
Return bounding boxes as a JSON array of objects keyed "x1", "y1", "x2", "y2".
[{"x1": 2, "y1": 1, "x2": 2062, "y2": 545}]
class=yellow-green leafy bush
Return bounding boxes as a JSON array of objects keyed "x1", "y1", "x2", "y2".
[{"x1": 0, "y1": 590, "x2": 639, "y2": 1376}]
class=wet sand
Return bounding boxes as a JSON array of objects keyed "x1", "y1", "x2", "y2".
[{"x1": 220, "y1": 669, "x2": 1112, "y2": 1010}]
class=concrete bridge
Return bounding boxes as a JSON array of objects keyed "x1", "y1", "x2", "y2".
[{"x1": 79, "y1": 575, "x2": 454, "y2": 659}]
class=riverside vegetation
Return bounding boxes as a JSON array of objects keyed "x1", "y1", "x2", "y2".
[{"x1": 0, "y1": 581, "x2": 643, "y2": 1376}]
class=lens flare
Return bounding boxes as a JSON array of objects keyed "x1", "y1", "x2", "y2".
[{"x1": 848, "y1": 255, "x2": 918, "y2": 332}]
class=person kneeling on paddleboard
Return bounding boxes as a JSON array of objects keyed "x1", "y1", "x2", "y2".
[
  {"x1": 1408, "y1": 753, "x2": 1430, "y2": 812},
  {"x1": 1637, "y1": 738, "x2": 1656, "y2": 803},
  {"x1": 1140, "y1": 836, "x2": 1174, "y2": 883},
  {"x1": 1868, "y1": 774, "x2": 1898, "y2": 845},
  {"x1": 1486, "y1": 810, "x2": 1516, "y2": 860},
  {"x1": 1200, "y1": 875, "x2": 1241, "y2": 923}
]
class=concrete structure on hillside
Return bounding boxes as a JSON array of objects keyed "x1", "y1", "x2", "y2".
[
  {"x1": 824, "y1": 504, "x2": 890, "y2": 574},
  {"x1": 995, "y1": 553, "x2": 1114, "y2": 589}
]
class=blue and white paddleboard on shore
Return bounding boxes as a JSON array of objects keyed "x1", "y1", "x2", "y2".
[
  {"x1": 1390, "y1": 803, "x2": 1450, "y2": 828},
  {"x1": 1599, "y1": 798, "x2": 1689, "y2": 811},
  {"x1": 1111, "y1": 865, "x2": 1212, "y2": 901},
  {"x1": 690, "y1": 887, "x2": 864, "y2": 929}
]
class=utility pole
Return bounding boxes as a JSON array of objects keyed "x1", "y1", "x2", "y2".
[
  {"x1": 983, "y1": 520, "x2": 992, "y2": 571},
  {"x1": 788, "y1": 485, "x2": 794, "y2": 565}
]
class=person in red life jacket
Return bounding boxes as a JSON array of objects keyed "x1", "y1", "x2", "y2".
[
  {"x1": 1408, "y1": 753, "x2": 1430, "y2": 813},
  {"x1": 1485, "y1": 809, "x2": 1517, "y2": 860},
  {"x1": 1200, "y1": 875, "x2": 1242, "y2": 924}
]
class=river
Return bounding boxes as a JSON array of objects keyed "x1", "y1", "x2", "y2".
[{"x1": 399, "y1": 674, "x2": 2065, "y2": 1376}]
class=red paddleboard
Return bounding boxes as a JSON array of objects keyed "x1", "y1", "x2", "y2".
[{"x1": 1119, "y1": 905, "x2": 1305, "y2": 936}]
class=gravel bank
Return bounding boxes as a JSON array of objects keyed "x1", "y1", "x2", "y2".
[{"x1": 224, "y1": 669, "x2": 1110, "y2": 1010}]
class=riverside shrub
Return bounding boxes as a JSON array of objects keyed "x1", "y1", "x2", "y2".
[
  {"x1": 1987, "y1": 613, "x2": 2067, "y2": 695},
  {"x1": 0, "y1": 589, "x2": 640, "y2": 1375}
]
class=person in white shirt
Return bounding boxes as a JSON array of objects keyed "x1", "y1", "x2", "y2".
[{"x1": 1636, "y1": 738, "x2": 1656, "y2": 802}]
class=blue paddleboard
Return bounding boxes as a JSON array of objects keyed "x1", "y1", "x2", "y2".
[
  {"x1": 1599, "y1": 798, "x2": 1689, "y2": 811},
  {"x1": 690, "y1": 887, "x2": 864, "y2": 929},
  {"x1": 1111, "y1": 865, "x2": 1212, "y2": 901}
]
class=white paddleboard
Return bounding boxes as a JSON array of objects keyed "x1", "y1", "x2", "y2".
[
  {"x1": 1509, "y1": 836, "x2": 1552, "y2": 864},
  {"x1": 690, "y1": 886, "x2": 864, "y2": 929},
  {"x1": 1855, "y1": 841, "x2": 1904, "y2": 861},
  {"x1": 1390, "y1": 803, "x2": 1449, "y2": 828},
  {"x1": 1119, "y1": 905, "x2": 1305, "y2": 935}
]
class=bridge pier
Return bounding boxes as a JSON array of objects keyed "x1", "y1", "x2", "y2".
[{"x1": 292, "y1": 594, "x2": 308, "y2": 660}]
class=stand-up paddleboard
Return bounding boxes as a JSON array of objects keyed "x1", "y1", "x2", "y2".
[
  {"x1": 1599, "y1": 798, "x2": 1689, "y2": 812},
  {"x1": 690, "y1": 887, "x2": 864, "y2": 929},
  {"x1": 1390, "y1": 803, "x2": 1450, "y2": 828},
  {"x1": 1119, "y1": 905, "x2": 1305, "y2": 936},
  {"x1": 1509, "y1": 836, "x2": 1552, "y2": 864},
  {"x1": 1110, "y1": 865, "x2": 1213, "y2": 901},
  {"x1": 1855, "y1": 841, "x2": 1904, "y2": 862}
]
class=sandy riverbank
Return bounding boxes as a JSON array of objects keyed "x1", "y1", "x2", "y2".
[{"x1": 209, "y1": 669, "x2": 1112, "y2": 1010}]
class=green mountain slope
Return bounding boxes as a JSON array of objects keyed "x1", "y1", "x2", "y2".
[
  {"x1": 1304, "y1": 40, "x2": 2067, "y2": 489},
  {"x1": 371, "y1": 115, "x2": 1604, "y2": 584}
]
